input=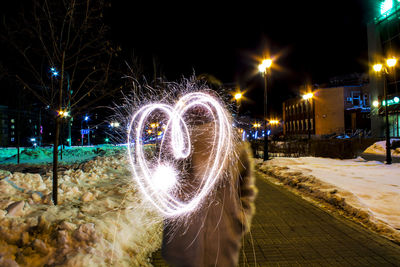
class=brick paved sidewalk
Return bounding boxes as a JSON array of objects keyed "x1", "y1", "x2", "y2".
[{"x1": 152, "y1": 173, "x2": 400, "y2": 266}]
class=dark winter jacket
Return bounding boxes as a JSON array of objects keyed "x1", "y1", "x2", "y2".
[{"x1": 162, "y1": 124, "x2": 257, "y2": 267}]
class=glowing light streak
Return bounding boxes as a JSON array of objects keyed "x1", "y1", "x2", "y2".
[{"x1": 127, "y1": 92, "x2": 233, "y2": 217}]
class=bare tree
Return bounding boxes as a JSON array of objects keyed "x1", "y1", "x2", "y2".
[{"x1": 2, "y1": 0, "x2": 123, "y2": 205}]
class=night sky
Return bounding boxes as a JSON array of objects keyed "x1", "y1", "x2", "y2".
[
  {"x1": 107, "y1": 0, "x2": 373, "y2": 117},
  {"x1": 1, "y1": 0, "x2": 376, "y2": 118}
]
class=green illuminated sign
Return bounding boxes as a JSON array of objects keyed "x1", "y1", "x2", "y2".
[
  {"x1": 376, "y1": 0, "x2": 400, "y2": 22},
  {"x1": 382, "y1": 97, "x2": 400, "y2": 106},
  {"x1": 381, "y1": 0, "x2": 393, "y2": 15}
]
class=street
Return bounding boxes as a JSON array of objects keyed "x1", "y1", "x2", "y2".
[{"x1": 153, "y1": 172, "x2": 400, "y2": 266}]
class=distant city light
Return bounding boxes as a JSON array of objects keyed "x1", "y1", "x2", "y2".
[
  {"x1": 110, "y1": 121, "x2": 120, "y2": 128},
  {"x1": 84, "y1": 116, "x2": 89, "y2": 121},
  {"x1": 30, "y1": 138, "x2": 36, "y2": 142}
]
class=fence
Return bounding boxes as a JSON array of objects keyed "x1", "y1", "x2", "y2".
[{"x1": 251, "y1": 138, "x2": 380, "y2": 159}]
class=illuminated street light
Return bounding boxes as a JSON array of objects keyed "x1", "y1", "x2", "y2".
[
  {"x1": 258, "y1": 59, "x2": 272, "y2": 73},
  {"x1": 373, "y1": 100, "x2": 379, "y2": 107},
  {"x1": 234, "y1": 92, "x2": 243, "y2": 100},
  {"x1": 302, "y1": 92, "x2": 314, "y2": 141},
  {"x1": 387, "y1": 58, "x2": 397, "y2": 67},
  {"x1": 373, "y1": 64, "x2": 383, "y2": 72},
  {"x1": 258, "y1": 58, "x2": 273, "y2": 161},
  {"x1": 269, "y1": 120, "x2": 279, "y2": 125},
  {"x1": 372, "y1": 58, "x2": 398, "y2": 164},
  {"x1": 302, "y1": 92, "x2": 314, "y2": 100},
  {"x1": 394, "y1": 96, "x2": 400, "y2": 103}
]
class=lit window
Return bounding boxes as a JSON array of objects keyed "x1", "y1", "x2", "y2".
[
  {"x1": 11, "y1": 119, "x2": 15, "y2": 123},
  {"x1": 11, "y1": 137, "x2": 15, "y2": 142},
  {"x1": 11, "y1": 125, "x2": 15, "y2": 129}
]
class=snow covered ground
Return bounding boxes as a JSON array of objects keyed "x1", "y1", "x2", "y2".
[
  {"x1": 258, "y1": 156, "x2": 400, "y2": 242},
  {"x1": 0, "y1": 145, "x2": 127, "y2": 165},
  {"x1": 0, "y1": 153, "x2": 162, "y2": 266}
]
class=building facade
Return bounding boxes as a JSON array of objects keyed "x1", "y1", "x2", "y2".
[
  {"x1": 283, "y1": 85, "x2": 370, "y2": 138},
  {"x1": 367, "y1": 0, "x2": 400, "y2": 138}
]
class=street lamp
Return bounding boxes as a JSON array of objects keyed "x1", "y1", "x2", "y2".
[
  {"x1": 258, "y1": 58, "x2": 273, "y2": 161},
  {"x1": 234, "y1": 92, "x2": 243, "y2": 114},
  {"x1": 373, "y1": 58, "x2": 397, "y2": 164},
  {"x1": 302, "y1": 92, "x2": 314, "y2": 141},
  {"x1": 51, "y1": 67, "x2": 72, "y2": 147}
]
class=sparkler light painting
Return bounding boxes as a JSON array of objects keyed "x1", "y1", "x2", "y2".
[{"x1": 127, "y1": 92, "x2": 234, "y2": 217}]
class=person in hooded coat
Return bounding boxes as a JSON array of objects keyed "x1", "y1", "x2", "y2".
[{"x1": 162, "y1": 121, "x2": 258, "y2": 267}]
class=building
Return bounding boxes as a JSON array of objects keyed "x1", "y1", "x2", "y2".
[
  {"x1": 0, "y1": 105, "x2": 9, "y2": 146},
  {"x1": 283, "y1": 85, "x2": 370, "y2": 138},
  {"x1": 367, "y1": 0, "x2": 400, "y2": 138}
]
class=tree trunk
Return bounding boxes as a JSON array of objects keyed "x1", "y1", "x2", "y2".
[
  {"x1": 52, "y1": 117, "x2": 60, "y2": 205},
  {"x1": 52, "y1": 51, "x2": 65, "y2": 205}
]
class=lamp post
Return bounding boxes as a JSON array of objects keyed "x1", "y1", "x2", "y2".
[
  {"x1": 258, "y1": 59, "x2": 272, "y2": 161},
  {"x1": 373, "y1": 58, "x2": 397, "y2": 165},
  {"x1": 302, "y1": 92, "x2": 314, "y2": 141},
  {"x1": 234, "y1": 92, "x2": 243, "y2": 114},
  {"x1": 51, "y1": 67, "x2": 72, "y2": 147}
]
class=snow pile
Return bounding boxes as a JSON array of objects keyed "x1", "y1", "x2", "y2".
[
  {"x1": 258, "y1": 157, "x2": 400, "y2": 242},
  {"x1": 0, "y1": 155, "x2": 162, "y2": 267},
  {"x1": 363, "y1": 140, "x2": 400, "y2": 157}
]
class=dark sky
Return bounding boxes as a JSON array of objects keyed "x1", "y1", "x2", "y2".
[
  {"x1": 108, "y1": 0, "x2": 374, "y2": 117},
  {"x1": 1, "y1": 1, "x2": 376, "y2": 118}
]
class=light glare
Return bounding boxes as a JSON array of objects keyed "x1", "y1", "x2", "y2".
[
  {"x1": 373, "y1": 64, "x2": 383, "y2": 72},
  {"x1": 387, "y1": 58, "x2": 397, "y2": 67}
]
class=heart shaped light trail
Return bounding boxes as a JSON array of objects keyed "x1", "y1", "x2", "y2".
[{"x1": 127, "y1": 92, "x2": 233, "y2": 217}]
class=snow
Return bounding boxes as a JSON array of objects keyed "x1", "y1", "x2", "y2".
[
  {"x1": 259, "y1": 156, "x2": 400, "y2": 242},
  {"x1": 0, "y1": 152, "x2": 163, "y2": 267},
  {"x1": 0, "y1": 145, "x2": 127, "y2": 165},
  {"x1": 363, "y1": 139, "x2": 400, "y2": 157}
]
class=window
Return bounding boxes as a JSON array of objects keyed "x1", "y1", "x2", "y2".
[
  {"x1": 11, "y1": 119, "x2": 15, "y2": 123},
  {"x1": 11, "y1": 125, "x2": 15, "y2": 129},
  {"x1": 11, "y1": 138, "x2": 15, "y2": 142}
]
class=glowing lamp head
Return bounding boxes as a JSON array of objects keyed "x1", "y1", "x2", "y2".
[
  {"x1": 372, "y1": 100, "x2": 379, "y2": 107},
  {"x1": 387, "y1": 58, "x2": 397, "y2": 67},
  {"x1": 84, "y1": 116, "x2": 89, "y2": 121},
  {"x1": 394, "y1": 97, "x2": 400, "y2": 103},
  {"x1": 152, "y1": 165, "x2": 177, "y2": 192},
  {"x1": 302, "y1": 93, "x2": 313, "y2": 100},
  {"x1": 258, "y1": 59, "x2": 272, "y2": 73},
  {"x1": 373, "y1": 64, "x2": 383, "y2": 72},
  {"x1": 234, "y1": 92, "x2": 242, "y2": 100}
]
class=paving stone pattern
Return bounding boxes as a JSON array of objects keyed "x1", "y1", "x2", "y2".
[{"x1": 152, "y1": 174, "x2": 400, "y2": 266}]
